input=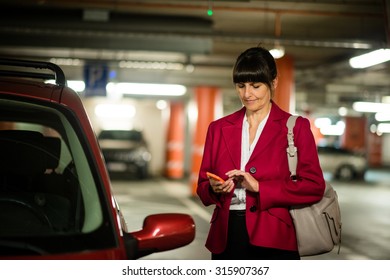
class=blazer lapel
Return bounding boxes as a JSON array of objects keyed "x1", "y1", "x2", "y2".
[{"x1": 221, "y1": 107, "x2": 245, "y2": 169}]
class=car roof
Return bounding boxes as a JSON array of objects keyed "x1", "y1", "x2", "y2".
[
  {"x1": 0, "y1": 58, "x2": 75, "y2": 103},
  {"x1": 0, "y1": 58, "x2": 66, "y2": 85}
]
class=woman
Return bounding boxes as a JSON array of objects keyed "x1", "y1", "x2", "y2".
[{"x1": 196, "y1": 46, "x2": 326, "y2": 260}]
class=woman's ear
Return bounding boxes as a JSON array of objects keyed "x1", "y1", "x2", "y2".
[{"x1": 272, "y1": 77, "x2": 278, "y2": 89}]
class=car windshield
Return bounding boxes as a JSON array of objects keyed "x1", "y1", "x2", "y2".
[
  {"x1": 0, "y1": 97, "x2": 116, "y2": 255},
  {"x1": 318, "y1": 146, "x2": 354, "y2": 155}
]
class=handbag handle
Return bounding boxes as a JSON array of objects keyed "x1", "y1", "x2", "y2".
[{"x1": 286, "y1": 115, "x2": 299, "y2": 181}]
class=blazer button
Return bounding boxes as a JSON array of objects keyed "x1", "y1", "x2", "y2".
[
  {"x1": 249, "y1": 167, "x2": 256, "y2": 174},
  {"x1": 250, "y1": 205, "x2": 257, "y2": 212}
]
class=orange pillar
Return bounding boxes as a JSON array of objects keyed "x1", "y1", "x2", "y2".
[
  {"x1": 367, "y1": 132, "x2": 382, "y2": 167},
  {"x1": 308, "y1": 117, "x2": 324, "y2": 145},
  {"x1": 165, "y1": 102, "x2": 185, "y2": 179},
  {"x1": 190, "y1": 87, "x2": 221, "y2": 196},
  {"x1": 274, "y1": 55, "x2": 295, "y2": 113},
  {"x1": 340, "y1": 116, "x2": 367, "y2": 152}
]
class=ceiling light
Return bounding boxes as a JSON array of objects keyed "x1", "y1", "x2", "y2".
[
  {"x1": 270, "y1": 14, "x2": 285, "y2": 59},
  {"x1": 156, "y1": 100, "x2": 168, "y2": 110},
  {"x1": 314, "y1": 117, "x2": 331, "y2": 129},
  {"x1": 314, "y1": 117, "x2": 345, "y2": 136},
  {"x1": 49, "y1": 58, "x2": 82, "y2": 66},
  {"x1": 106, "y1": 82, "x2": 186, "y2": 96},
  {"x1": 349, "y1": 49, "x2": 390, "y2": 68},
  {"x1": 338, "y1": 107, "x2": 348, "y2": 116},
  {"x1": 375, "y1": 112, "x2": 390, "y2": 122},
  {"x1": 46, "y1": 80, "x2": 85, "y2": 92},
  {"x1": 270, "y1": 46, "x2": 285, "y2": 59},
  {"x1": 319, "y1": 121, "x2": 345, "y2": 136},
  {"x1": 352, "y1": 101, "x2": 390, "y2": 113},
  {"x1": 377, "y1": 123, "x2": 390, "y2": 134},
  {"x1": 95, "y1": 104, "x2": 136, "y2": 118},
  {"x1": 119, "y1": 60, "x2": 184, "y2": 71}
]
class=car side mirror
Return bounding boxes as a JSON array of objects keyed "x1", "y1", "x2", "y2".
[{"x1": 125, "y1": 213, "x2": 195, "y2": 259}]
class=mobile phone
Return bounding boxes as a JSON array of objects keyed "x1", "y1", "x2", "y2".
[{"x1": 206, "y1": 172, "x2": 225, "y2": 183}]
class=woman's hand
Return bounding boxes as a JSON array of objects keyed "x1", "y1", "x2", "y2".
[
  {"x1": 226, "y1": 169, "x2": 259, "y2": 192},
  {"x1": 209, "y1": 178, "x2": 234, "y2": 194}
]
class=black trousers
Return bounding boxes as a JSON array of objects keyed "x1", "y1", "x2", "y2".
[{"x1": 212, "y1": 210, "x2": 300, "y2": 260}]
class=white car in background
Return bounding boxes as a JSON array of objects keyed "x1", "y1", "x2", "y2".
[{"x1": 317, "y1": 146, "x2": 367, "y2": 181}]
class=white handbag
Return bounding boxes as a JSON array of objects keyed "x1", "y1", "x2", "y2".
[{"x1": 286, "y1": 115, "x2": 342, "y2": 257}]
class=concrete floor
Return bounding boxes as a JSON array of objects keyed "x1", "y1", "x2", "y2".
[{"x1": 111, "y1": 168, "x2": 390, "y2": 260}]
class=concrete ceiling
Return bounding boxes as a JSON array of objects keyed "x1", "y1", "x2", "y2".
[{"x1": 0, "y1": 0, "x2": 389, "y2": 115}]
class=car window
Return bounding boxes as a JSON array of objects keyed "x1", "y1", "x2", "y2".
[
  {"x1": 98, "y1": 130, "x2": 143, "y2": 142},
  {"x1": 318, "y1": 146, "x2": 353, "y2": 155},
  {"x1": 0, "y1": 99, "x2": 115, "y2": 255},
  {"x1": 0, "y1": 99, "x2": 102, "y2": 233}
]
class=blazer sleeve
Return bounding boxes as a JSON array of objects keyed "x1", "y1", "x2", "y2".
[
  {"x1": 259, "y1": 116, "x2": 326, "y2": 210},
  {"x1": 196, "y1": 122, "x2": 223, "y2": 208}
]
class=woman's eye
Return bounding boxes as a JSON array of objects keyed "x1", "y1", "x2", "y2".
[{"x1": 236, "y1": 83, "x2": 245, "y2": 88}]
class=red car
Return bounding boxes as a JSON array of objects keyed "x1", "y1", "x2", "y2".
[{"x1": 0, "y1": 58, "x2": 195, "y2": 259}]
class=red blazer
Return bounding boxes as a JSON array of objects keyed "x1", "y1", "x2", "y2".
[{"x1": 197, "y1": 102, "x2": 325, "y2": 254}]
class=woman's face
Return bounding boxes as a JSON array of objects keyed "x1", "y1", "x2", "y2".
[{"x1": 235, "y1": 81, "x2": 274, "y2": 113}]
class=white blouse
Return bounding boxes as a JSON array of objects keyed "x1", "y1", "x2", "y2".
[{"x1": 229, "y1": 112, "x2": 270, "y2": 210}]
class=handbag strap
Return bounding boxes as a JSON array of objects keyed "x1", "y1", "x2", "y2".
[{"x1": 286, "y1": 115, "x2": 298, "y2": 180}]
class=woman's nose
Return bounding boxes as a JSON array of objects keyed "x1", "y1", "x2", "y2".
[{"x1": 243, "y1": 85, "x2": 251, "y2": 96}]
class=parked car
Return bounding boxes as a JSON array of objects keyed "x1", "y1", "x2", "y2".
[
  {"x1": 317, "y1": 146, "x2": 367, "y2": 181},
  {"x1": 0, "y1": 58, "x2": 195, "y2": 259},
  {"x1": 98, "y1": 129, "x2": 151, "y2": 179}
]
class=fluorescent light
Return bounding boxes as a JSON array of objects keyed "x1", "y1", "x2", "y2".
[
  {"x1": 119, "y1": 60, "x2": 184, "y2": 71},
  {"x1": 349, "y1": 48, "x2": 390, "y2": 69},
  {"x1": 377, "y1": 123, "x2": 390, "y2": 134},
  {"x1": 95, "y1": 104, "x2": 136, "y2": 118},
  {"x1": 46, "y1": 79, "x2": 85, "y2": 92},
  {"x1": 67, "y1": 81, "x2": 86, "y2": 92},
  {"x1": 314, "y1": 117, "x2": 331, "y2": 128},
  {"x1": 352, "y1": 101, "x2": 390, "y2": 113},
  {"x1": 49, "y1": 58, "x2": 82, "y2": 66},
  {"x1": 314, "y1": 117, "x2": 345, "y2": 136},
  {"x1": 375, "y1": 112, "x2": 390, "y2": 122},
  {"x1": 106, "y1": 82, "x2": 186, "y2": 96},
  {"x1": 319, "y1": 121, "x2": 345, "y2": 136}
]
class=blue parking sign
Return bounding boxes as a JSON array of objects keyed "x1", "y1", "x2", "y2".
[{"x1": 84, "y1": 64, "x2": 108, "y2": 97}]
